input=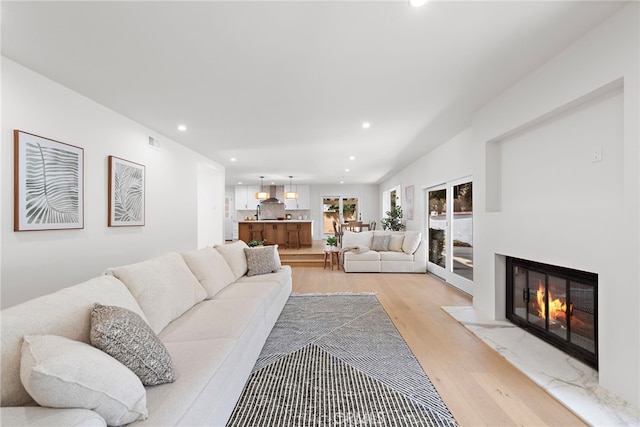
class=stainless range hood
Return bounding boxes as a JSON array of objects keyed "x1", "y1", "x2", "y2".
[{"x1": 261, "y1": 185, "x2": 283, "y2": 204}]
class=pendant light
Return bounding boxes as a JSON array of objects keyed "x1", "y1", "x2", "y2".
[
  {"x1": 256, "y1": 176, "x2": 269, "y2": 200},
  {"x1": 285, "y1": 175, "x2": 298, "y2": 200}
]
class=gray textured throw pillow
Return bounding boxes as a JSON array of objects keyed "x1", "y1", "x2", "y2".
[
  {"x1": 90, "y1": 303, "x2": 175, "y2": 386},
  {"x1": 371, "y1": 234, "x2": 391, "y2": 251},
  {"x1": 244, "y1": 246, "x2": 278, "y2": 276}
]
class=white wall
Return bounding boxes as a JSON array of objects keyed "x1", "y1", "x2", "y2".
[
  {"x1": 310, "y1": 184, "x2": 379, "y2": 240},
  {"x1": 1, "y1": 58, "x2": 225, "y2": 308},
  {"x1": 473, "y1": 3, "x2": 638, "y2": 407},
  {"x1": 197, "y1": 163, "x2": 225, "y2": 248},
  {"x1": 379, "y1": 3, "x2": 639, "y2": 409},
  {"x1": 380, "y1": 128, "x2": 475, "y2": 237}
]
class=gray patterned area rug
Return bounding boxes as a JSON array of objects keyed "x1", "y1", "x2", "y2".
[{"x1": 227, "y1": 295, "x2": 458, "y2": 427}]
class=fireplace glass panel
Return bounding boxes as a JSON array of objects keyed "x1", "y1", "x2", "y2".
[
  {"x1": 547, "y1": 275, "x2": 568, "y2": 341},
  {"x1": 506, "y1": 257, "x2": 598, "y2": 369},
  {"x1": 527, "y1": 271, "x2": 546, "y2": 328},
  {"x1": 569, "y1": 281, "x2": 596, "y2": 354},
  {"x1": 513, "y1": 266, "x2": 527, "y2": 320}
]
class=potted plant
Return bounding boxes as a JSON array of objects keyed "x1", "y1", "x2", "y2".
[
  {"x1": 325, "y1": 235, "x2": 338, "y2": 250},
  {"x1": 380, "y1": 206, "x2": 406, "y2": 231},
  {"x1": 247, "y1": 239, "x2": 266, "y2": 247}
]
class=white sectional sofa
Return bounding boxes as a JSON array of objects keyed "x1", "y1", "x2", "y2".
[
  {"x1": 1, "y1": 241, "x2": 291, "y2": 427},
  {"x1": 341, "y1": 230, "x2": 427, "y2": 273}
]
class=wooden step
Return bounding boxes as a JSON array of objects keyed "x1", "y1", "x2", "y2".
[{"x1": 280, "y1": 252, "x2": 325, "y2": 267}]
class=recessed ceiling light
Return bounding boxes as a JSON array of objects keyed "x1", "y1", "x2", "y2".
[
  {"x1": 349, "y1": 156, "x2": 355, "y2": 160},
  {"x1": 362, "y1": 122, "x2": 370, "y2": 129},
  {"x1": 345, "y1": 168, "x2": 350, "y2": 172},
  {"x1": 230, "y1": 157, "x2": 237, "y2": 162},
  {"x1": 409, "y1": 0, "x2": 428, "y2": 7},
  {"x1": 177, "y1": 124, "x2": 187, "y2": 131}
]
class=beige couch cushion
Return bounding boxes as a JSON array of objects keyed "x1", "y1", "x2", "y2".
[
  {"x1": 380, "y1": 251, "x2": 414, "y2": 261},
  {"x1": 236, "y1": 265, "x2": 292, "y2": 285},
  {"x1": 20, "y1": 335, "x2": 147, "y2": 426},
  {"x1": 402, "y1": 231, "x2": 422, "y2": 254},
  {"x1": 343, "y1": 251, "x2": 381, "y2": 261},
  {"x1": 1, "y1": 275, "x2": 146, "y2": 407},
  {"x1": 214, "y1": 241, "x2": 249, "y2": 280},
  {"x1": 158, "y1": 299, "x2": 264, "y2": 344},
  {"x1": 389, "y1": 234, "x2": 405, "y2": 252},
  {"x1": 181, "y1": 248, "x2": 236, "y2": 298},
  {"x1": 106, "y1": 252, "x2": 207, "y2": 334},
  {"x1": 0, "y1": 407, "x2": 107, "y2": 427},
  {"x1": 342, "y1": 230, "x2": 373, "y2": 248}
]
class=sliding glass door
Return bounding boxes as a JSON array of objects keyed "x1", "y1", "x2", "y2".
[{"x1": 426, "y1": 178, "x2": 473, "y2": 294}]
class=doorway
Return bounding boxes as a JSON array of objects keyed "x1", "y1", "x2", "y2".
[
  {"x1": 426, "y1": 178, "x2": 473, "y2": 294},
  {"x1": 322, "y1": 196, "x2": 359, "y2": 235}
]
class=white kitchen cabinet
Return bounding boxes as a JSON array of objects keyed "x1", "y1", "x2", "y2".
[
  {"x1": 284, "y1": 185, "x2": 310, "y2": 210},
  {"x1": 234, "y1": 185, "x2": 261, "y2": 210}
]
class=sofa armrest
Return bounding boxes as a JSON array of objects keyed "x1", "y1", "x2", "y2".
[
  {"x1": 413, "y1": 239, "x2": 428, "y2": 272},
  {"x1": 1, "y1": 407, "x2": 106, "y2": 427}
]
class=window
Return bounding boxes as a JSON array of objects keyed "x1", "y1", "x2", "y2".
[{"x1": 383, "y1": 185, "x2": 401, "y2": 214}]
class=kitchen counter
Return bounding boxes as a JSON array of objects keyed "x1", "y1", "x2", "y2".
[
  {"x1": 237, "y1": 220, "x2": 313, "y2": 247},
  {"x1": 237, "y1": 220, "x2": 313, "y2": 223}
]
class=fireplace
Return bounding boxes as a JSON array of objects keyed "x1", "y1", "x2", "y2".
[{"x1": 506, "y1": 257, "x2": 598, "y2": 369}]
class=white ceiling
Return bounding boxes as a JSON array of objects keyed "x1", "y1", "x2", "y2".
[{"x1": 1, "y1": 1, "x2": 627, "y2": 186}]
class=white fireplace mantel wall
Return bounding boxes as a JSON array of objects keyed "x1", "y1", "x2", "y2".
[
  {"x1": 379, "y1": 2, "x2": 638, "y2": 410},
  {"x1": 473, "y1": 3, "x2": 639, "y2": 409}
]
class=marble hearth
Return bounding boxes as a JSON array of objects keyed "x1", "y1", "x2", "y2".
[{"x1": 443, "y1": 306, "x2": 640, "y2": 426}]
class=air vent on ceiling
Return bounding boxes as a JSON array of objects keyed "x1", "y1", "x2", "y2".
[{"x1": 147, "y1": 135, "x2": 161, "y2": 150}]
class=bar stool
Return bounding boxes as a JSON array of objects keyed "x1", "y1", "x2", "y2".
[
  {"x1": 250, "y1": 230, "x2": 264, "y2": 242},
  {"x1": 286, "y1": 225, "x2": 301, "y2": 249},
  {"x1": 248, "y1": 224, "x2": 264, "y2": 242}
]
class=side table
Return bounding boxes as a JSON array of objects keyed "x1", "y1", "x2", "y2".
[{"x1": 323, "y1": 248, "x2": 340, "y2": 271}]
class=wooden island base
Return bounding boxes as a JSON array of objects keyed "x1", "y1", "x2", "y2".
[{"x1": 238, "y1": 220, "x2": 313, "y2": 248}]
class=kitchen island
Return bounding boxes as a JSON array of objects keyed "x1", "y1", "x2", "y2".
[{"x1": 237, "y1": 220, "x2": 313, "y2": 248}]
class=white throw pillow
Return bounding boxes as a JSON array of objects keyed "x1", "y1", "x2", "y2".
[
  {"x1": 106, "y1": 252, "x2": 207, "y2": 334},
  {"x1": 181, "y1": 248, "x2": 236, "y2": 298},
  {"x1": 341, "y1": 230, "x2": 374, "y2": 249},
  {"x1": 273, "y1": 244, "x2": 283, "y2": 269},
  {"x1": 389, "y1": 234, "x2": 405, "y2": 252},
  {"x1": 402, "y1": 231, "x2": 422, "y2": 254},
  {"x1": 20, "y1": 335, "x2": 147, "y2": 426},
  {"x1": 214, "y1": 241, "x2": 249, "y2": 280}
]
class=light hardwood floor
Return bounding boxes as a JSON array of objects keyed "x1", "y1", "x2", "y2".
[{"x1": 290, "y1": 266, "x2": 587, "y2": 427}]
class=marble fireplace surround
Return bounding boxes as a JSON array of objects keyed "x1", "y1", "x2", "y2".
[{"x1": 443, "y1": 305, "x2": 640, "y2": 426}]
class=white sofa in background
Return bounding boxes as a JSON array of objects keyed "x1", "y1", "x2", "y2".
[
  {"x1": 341, "y1": 230, "x2": 427, "y2": 273},
  {"x1": 1, "y1": 241, "x2": 291, "y2": 427}
]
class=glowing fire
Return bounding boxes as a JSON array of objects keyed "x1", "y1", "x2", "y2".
[{"x1": 536, "y1": 282, "x2": 567, "y2": 321}]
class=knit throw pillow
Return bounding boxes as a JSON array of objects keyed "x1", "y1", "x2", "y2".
[
  {"x1": 90, "y1": 303, "x2": 175, "y2": 386},
  {"x1": 244, "y1": 246, "x2": 278, "y2": 276},
  {"x1": 371, "y1": 234, "x2": 391, "y2": 251}
]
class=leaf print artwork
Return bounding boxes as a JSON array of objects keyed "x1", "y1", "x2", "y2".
[
  {"x1": 14, "y1": 130, "x2": 84, "y2": 231},
  {"x1": 109, "y1": 156, "x2": 145, "y2": 226},
  {"x1": 25, "y1": 142, "x2": 80, "y2": 224}
]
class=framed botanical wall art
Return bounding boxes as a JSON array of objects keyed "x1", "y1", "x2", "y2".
[
  {"x1": 14, "y1": 130, "x2": 84, "y2": 231},
  {"x1": 405, "y1": 185, "x2": 415, "y2": 220},
  {"x1": 108, "y1": 156, "x2": 145, "y2": 226}
]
